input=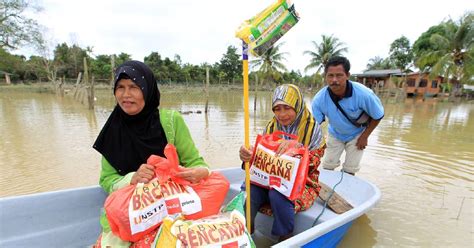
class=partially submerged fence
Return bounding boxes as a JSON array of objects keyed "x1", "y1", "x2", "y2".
[{"x1": 72, "y1": 58, "x2": 95, "y2": 109}]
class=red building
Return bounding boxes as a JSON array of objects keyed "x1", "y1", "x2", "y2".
[{"x1": 353, "y1": 70, "x2": 443, "y2": 97}]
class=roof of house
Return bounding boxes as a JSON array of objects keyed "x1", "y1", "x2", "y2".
[{"x1": 353, "y1": 69, "x2": 402, "y2": 77}]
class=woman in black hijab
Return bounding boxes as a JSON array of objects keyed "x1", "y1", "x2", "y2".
[{"x1": 94, "y1": 60, "x2": 210, "y2": 246}]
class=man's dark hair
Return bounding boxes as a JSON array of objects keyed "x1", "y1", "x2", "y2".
[{"x1": 324, "y1": 56, "x2": 350, "y2": 74}]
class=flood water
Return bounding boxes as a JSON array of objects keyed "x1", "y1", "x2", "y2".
[{"x1": 0, "y1": 86, "x2": 472, "y2": 247}]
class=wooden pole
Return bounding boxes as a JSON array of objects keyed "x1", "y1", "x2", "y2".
[
  {"x1": 83, "y1": 57, "x2": 89, "y2": 86},
  {"x1": 242, "y1": 41, "x2": 251, "y2": 232},
  {"x1": 83, "y1": 57, "x2": 94, "y2": 109},
  {"x1": 73, "y1": 72, "x2": 82, "y2": 99},
  {"x1": 5, "y1": 74, "x2": 11, "y2": 84},
  {"x1": 110, "y1": 55, "x2": 115, "y2": 88},
  {"x1": 205, "y1": 67, "x2": 210, "y2": 113},
  {"x1": 89, "y1": 76, "x2": 95, "y2": 110},
  {"x1": 59, "y1": 76, "x2": 64, "y2": 97},
  {"x1": 254, "y1": 73, "x2": 258, "y2": 111}
]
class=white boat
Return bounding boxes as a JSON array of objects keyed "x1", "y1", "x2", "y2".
[{"x1": 0, "y1": 168, "x2": 380, "y2": 247}]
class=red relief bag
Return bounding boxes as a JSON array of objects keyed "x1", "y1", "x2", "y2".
[
  {"x1": 184, "y1": 171, "x2": 230, "y2": 220},
  {"x1": 93, "y1": 229, "x2": 158, "y2": 248},
  {"x1": 104, "y1": 144, "x2": 230, "y2": 242},
  {"x1": 249, "y1": 131, "x2": 309, "y2": 201},
  {"x1": 105, "y1": 177, "x2": 168, "y2": 242},
  {"x1": 150, "y1": 145, "x2": 230, "y2": 221}
]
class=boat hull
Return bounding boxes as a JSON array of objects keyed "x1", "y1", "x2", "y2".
[
  {"x1": 0, "y1": 168, "x2": 380, "y2": 247},
  {"x1": 302, "y1": 221, "x2": 353, "y2": 248}
]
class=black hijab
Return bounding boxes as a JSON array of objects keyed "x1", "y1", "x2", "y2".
[{"x1": 93, "y1": 60, "x2": 167, "y2": 175}]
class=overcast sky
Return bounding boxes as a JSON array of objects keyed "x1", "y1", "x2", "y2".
[{"x1": 25, "y1": 0, "x2": 472, "y2": 74}]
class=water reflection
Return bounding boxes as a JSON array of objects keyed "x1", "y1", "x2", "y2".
[
  {"x1": 0, "y1": 88, "x2": 472, "y2": 247},
  {"x1": 339, "y1": 215, "x2": 376, "y2": 247}
]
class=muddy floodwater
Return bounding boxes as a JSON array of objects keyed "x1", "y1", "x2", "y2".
[{"x1": 1, "y1": 87, "x2": 472, "y2": 247}]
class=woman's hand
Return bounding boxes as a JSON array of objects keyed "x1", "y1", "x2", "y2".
[
  {"x1": 239, "y1": 145, "x2": 253, "y2": 162},
  {"x1": 276, "y1": 140, "x2": 302, "y2": 156},
  {"x1": 175, "y1": 167, "x2": 210, "y2": 183},
  {"x1": 130, "y1": 164, "x2": 155, "y2": 185}
]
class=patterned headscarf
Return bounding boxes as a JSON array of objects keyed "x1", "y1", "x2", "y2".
[{"x1": 265, "y1": 84, "x2": 324, "y2": 150}]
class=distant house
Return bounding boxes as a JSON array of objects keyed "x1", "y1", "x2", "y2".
[
  {"x1": 352, "y1": 69, "x2": 403, "y2": 89},
  {"x1": 353, "y1": 69, "x2": 443, "y2": 97},
  {"x1": 0, "y1": 71, "x2": 12, "y2": 84},
  {"x1": 405, "y1": 72, "x2": 443, "y2": 97},
  {"x1": 464, "y1": 84, "x2": 474, "y2": 91}
]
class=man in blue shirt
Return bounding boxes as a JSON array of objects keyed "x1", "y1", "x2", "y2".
[{"x1": 311, "y1": 56, "x2": 384, "y2": 175}]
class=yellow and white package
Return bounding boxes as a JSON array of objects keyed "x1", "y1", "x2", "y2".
[
  {"x1": 153, "y1": 192, "x2": 255, "y2": 248},
  {"x1": 235, "y1": 0, "x2": 299, "y2": 56}
]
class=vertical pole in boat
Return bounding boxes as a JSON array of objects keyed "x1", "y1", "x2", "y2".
[{"x1": 242, "y1": 40, "x2": 251, "y2": 232}]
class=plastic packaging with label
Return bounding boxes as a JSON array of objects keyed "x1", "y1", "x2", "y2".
[{"x1": 236, "y1": 0, "x2": 299, "y2": 56}]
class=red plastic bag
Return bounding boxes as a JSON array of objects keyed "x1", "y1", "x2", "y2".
[
  {"x1": 185, "y1": 171, "x2": 229, "y2": 220},
  {"x1": 93, "y1": 229, "x2": 157, "y2": 248},
  {"x1": 104, "y1": 144, "x2": 229, "y2": 242},
  {"x1": 130, "y1": 229, "x2": 158, "y2": 248},
  {"x1": 147, "y1": 145, "x2": 230, "y2": 220},
  {"x1": 105, "y1": 177, "x2": 169, "y2": 242},
  {"x1": 249, "y1": 131, "x2": 309, "y2": 200}
]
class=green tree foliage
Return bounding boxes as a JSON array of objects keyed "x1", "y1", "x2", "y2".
[
  {"x1": 282, "y1": 70, "x2": 301, "y2": 84},
  {"x1": 389, "y1": 36, "x2": 414, "y2": 73},
  {"x1": 115, "y1": 52, "x2": 131, "y2": 66},
  {"x1": 251, "y1": 42, "x2": 288, "y2": 84},
  {"x1": 412, "y1": 24, "x2": 446, "y2": 68},
  {"x1": 145, "y1": 52, "x2": 167, "y2": 82},
  {"x1": 166, "y1": 56, "x2": 186, "y2": 82},
  {"x1": 416, "y1": 12, "x2": 473, "y2": 84},
  {"x1": 1, "y1": 47, "x2": 52, "y2": 82},
  {"x1": 0, "y1": 0, "x2": 42, "y2": 50},
  {"x1": 182, "y1": 63, "x2": 204, "y2": 83},
  {"x1": 218, "y1": 46, "x2": 241, "y2": 82},
  {"x1": 303, "y1": 34, "x2": 348, "y2": 74},
  {"x1": 24, "y1": 55, "x2": 47, "y2": 81},
  {"x1": 91, "y1": 54, "x2": 112, "y2": 79},
  {"x1": 5, "y1": 10, "x2": 470, "y2": 87},
  {"x1": 0, "y1": 47, "x2": 25, "y2": 80},
  {"x1": 465, "y1": 48, "x2": 474, "y2": 85},
  {"x1": 366, "y1": 56, "x2": 394, "y2": 70},
  {"x1": 144, "y1": 52, "x2": 201, "y2": 84},
  {"x1": 53, "y1": 43, "x2": 90, "y2": 78}
]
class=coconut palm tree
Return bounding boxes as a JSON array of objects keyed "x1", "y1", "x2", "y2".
[
  {"x1": 250, "y1": 42, "x2": 288, "y2": 84},
  {"x1": 366, "y1": 56, "x2": 394, "y2": 70},
  {"x1": 303, "y1": 35, "x2": 348, "y2": 74},
  {"x1": 416, "y1": 12, "x2": 473, "y2": 86}
]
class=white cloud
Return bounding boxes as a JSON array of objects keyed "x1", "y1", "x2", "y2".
[{"x1": 26, "y1": 0, "x2": 473, "y2": 74}]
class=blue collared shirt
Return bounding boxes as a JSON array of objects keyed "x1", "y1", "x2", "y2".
[{"x1": 311, "y1": 81, "x2": 384, "y2": 142}]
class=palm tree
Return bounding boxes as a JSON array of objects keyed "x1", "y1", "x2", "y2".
[
  {"x1": 366, "y1": 56, "x2": 394, "y2": 70},
  {"x1": 416, "y1": 12, "x2": 474, "y2": 88},
  {"x1": 303, "y1": 35, "x2": 348, "y2": 74},
  {"x1": 250, "y1": 42, "x2": 288, "y2": 84}
]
